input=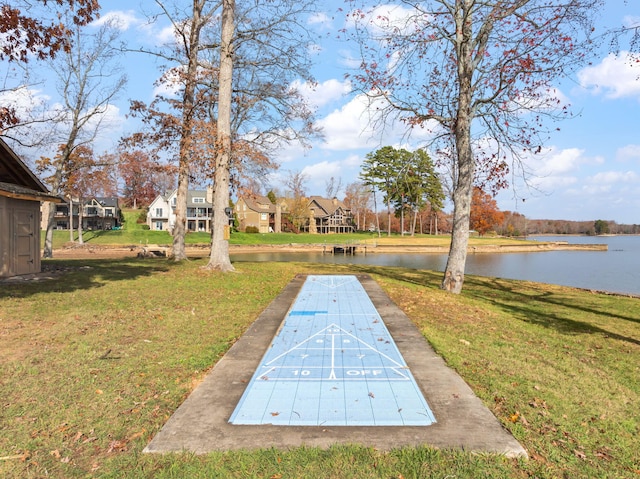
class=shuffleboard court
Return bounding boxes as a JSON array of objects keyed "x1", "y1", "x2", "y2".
[{"x1": 229, "y1": 275, "x2": 436, "y2": 426}]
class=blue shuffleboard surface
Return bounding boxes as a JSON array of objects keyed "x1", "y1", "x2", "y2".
[{"x1": 229, "y1": 275, "x2": 436, "y2": 426}]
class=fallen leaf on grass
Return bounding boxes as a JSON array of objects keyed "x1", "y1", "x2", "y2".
[
  {"x1": 128, "y1": 430, "x2": 146, "y2": 441},
  {"x1": 573, "y1": 449, "x2": 587, "y2": 460},
  {"x1": 529, "y1": 451, "x2": 547, "y2": 464},
  {"x1": 0, "y1": 453, "x2": 29, "y2": 461},
  {"x1": 107, "y1": 439, "x2": 128, "y2": 453},
  {"x1": 594, "y1": 448, "x2": 613, "y2": 461}
]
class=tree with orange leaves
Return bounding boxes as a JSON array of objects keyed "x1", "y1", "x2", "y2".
[{"x1": 470, "y1": 187, "x2": 504, "y2": 236}]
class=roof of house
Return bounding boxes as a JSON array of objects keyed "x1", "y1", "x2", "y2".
[
  {"x1": 241, "y1": 195, "x2": 276, "y2": 213},
  {"x1": 0, "y1": 137, "x2": 62, "y2": 202},
  {"x1": 91, "y1": 197, "x2": 119, "y2": 207},
  {"x1": 187, "y1": 190, "x2": 211, "y2": 207},
  {"x1": 150, "y1": 190, "x2": 212, "y2": 208},
  {"x1": 307, "y1": 196, "x2": 349, "y2": 218}
]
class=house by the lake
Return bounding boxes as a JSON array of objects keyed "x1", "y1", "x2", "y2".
[
  {"x1": 0, "y1": 138, "x2": 61, "y2": 278},
  {"x1": 42, "y1": 196, "x2": 121, "y2": 231},
  {"x1": 147, "y1": 189, "x2": 213, "y2": 233},
  {"x1": 305, "y1": 196, "x2": 354, "y2": 234},
  {"x1": 235, "y1": 195, "x2": 283, "y2": 233}
]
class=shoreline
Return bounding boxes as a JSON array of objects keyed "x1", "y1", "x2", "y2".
[{"x1": 47, "y1": 240, "x2": 607, "y2": 259}]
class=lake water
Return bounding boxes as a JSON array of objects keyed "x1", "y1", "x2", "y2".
[{"x1": 230, "y1": 235, "x2": 640, "y2": 296}]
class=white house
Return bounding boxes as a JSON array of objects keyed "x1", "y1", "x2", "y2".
[{"x1": 147, "y1": 188, "x2": 213, "y2": 233}]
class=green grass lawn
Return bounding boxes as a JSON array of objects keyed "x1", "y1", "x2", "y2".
[
  {"x1": 1, "y1": 259, "x2": 638, "y2": 478},
  {"x1": 44, "y1": 208, "x2": 537, "y2": 250}
]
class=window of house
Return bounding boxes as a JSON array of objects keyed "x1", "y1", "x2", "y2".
[
  {"x1": 193, "y1": 197, "x2": 204, "y2": 203},
  {"x1": 261, "y1": 213, "x2": 267, "y2": 220},
  {"x1": 155, "y1": 208, "x2": 163, "y2": 217},
  {"x1": 155, "y1": 221, "x2": 163, "y2": 230}
]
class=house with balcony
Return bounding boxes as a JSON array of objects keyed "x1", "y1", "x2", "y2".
[
  {"x1": 147, "y1": 189, "x2": 213, "y2": 233},
  {"x1": 42, "y1": 196, "x2": 121, "y2": 231},
  {"x1": 306, "y1": 196, "x2": 354, "y2": 234}
]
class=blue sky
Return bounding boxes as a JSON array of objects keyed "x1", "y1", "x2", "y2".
[{"x1": 7, "y1": 1, "x2": 640, "y2": 224}]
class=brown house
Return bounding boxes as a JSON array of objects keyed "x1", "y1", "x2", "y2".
[
  {"x1": 235, "y1": 195, "x2": 280, "y2": 233},
  {"x1": 0, "y1": 138, "x2": 61, "y2": 278},
  {"x1": 306, "y1": 196, "x2": 354, "y2": 234}
]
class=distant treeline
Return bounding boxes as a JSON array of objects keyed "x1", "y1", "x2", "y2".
[{"x1": 498, "y1": 212, "x2": 639, "y2": 236}]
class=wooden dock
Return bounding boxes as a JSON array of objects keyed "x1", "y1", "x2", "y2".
[{"x1": 323, "y1": 243, "x2": 364, "y2": 255}]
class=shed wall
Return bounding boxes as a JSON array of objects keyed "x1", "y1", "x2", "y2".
[{"x1": 0, "y1": 196, "x2": 41, "y2": 278}]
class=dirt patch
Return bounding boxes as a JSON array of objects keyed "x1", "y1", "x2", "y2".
[{"x1": 51, "y1": 244, "x2": 141, "y2": 260}]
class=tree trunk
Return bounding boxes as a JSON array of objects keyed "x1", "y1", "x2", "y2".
[
  {"x1": 171, "y1": 0, "x2": 204, "y2": 262},
  {"x1": 77, "y1": 200, "x2": 84, "y2": 244},
  {"x1": 69, "y1": 198, "x2": 74, "y2": 242},
  {"x1": 43, "y1": 169, "x2": 64, "y2": 258},
  {"x1": 386, "y1": 194, "x2": 391, "y2": 236},
  {"x1": 442, "y1": 3, "x2": 474, "y2": 294},
  {"x1": 206, "y1": 0, "x2": 235, "y2": 272},
  {"x1": 171, "y1": 167, "x2": 189, "y2": 260},
  {"x1": 411, "y1": 208, "x2": 417, "y2": 236},
  {"x1": 373, "y1": 190, "x2": 380, "y2": 237}
]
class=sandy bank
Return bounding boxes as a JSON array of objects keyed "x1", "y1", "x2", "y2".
[{"x1": 48, "y1": 240, "x2": 606, "y2": 260}]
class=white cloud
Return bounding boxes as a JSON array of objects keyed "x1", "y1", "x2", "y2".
[
  {"x1": 577, "y1": 52, "x2": 640, "y2": 99},
  {"x1": 308, "y1": 12, "x2": 333, "y2": 28},
  {"x1": 521, "y1": 147, "x2": 588, "y2": 191},
  {"x1": 345, "y1": 4, "x2": 420, "y2": 36},
  {"x1": 92, "y1": 10, "x2": 141, "y2": 31},
  {"x1": 292, "y1": 78, "x2": 352, "y2": 110},
  {"x1": 586, "y1": 170, "x2": 639, "y2": 185},
  {"x1": 616, "y1": 144, "x2": 640, "y2": 162},
  {"x1": 151, "y1": 66, "x2": 185, "y2": 98},
  {"x1": 318, "y1": 93, "x2": 433, "y2": 151},
  {"x1": 0, "y1": 85, "x2": 49, "y2": 116},
  {"x1": 338, "y1": 49, "x2": 362, "y2": 69},
  {"x1": 154, "y1": 25, "x2": 179, "y2": 45},
  {"x1": 302, "y1": 160, "x2": 343, "y2": 191}
]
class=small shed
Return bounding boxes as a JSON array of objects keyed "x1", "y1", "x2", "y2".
[{"x1": 0, "y1": 138, "x2": 61, "y2": 278}]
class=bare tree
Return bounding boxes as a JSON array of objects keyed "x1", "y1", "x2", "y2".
[
  {"x1": 0, "y1": 1, "x2": 99, "y2": 133},
  {"x1": 344, "y1": 181, "x2": 372, "y2": 231},
  {"x1": 130, "y1": 0, "x2": 320, "y2": 266},
  {"x1": 325, "y1": 176, "x2": 343, "y2": 199},
  {"x1": 348, "y1": 0, "x2": 601, "y2": 293},
  {"x1": 283, "y1": 170, "x2": 309, "y2": 231},
  {"x1": 204, "y1": 0, "x2": 321, "y2": 270},
  {"x1": 207, "y1": 0, "x2": 236, "y2": 271},
  {"x1": 36, "y1": 18, "x2": 126, "y2": 258}
]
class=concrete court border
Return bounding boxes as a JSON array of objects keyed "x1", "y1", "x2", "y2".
[{"x1": 144, "y1": 274, "x2": 527, "y2": 457}]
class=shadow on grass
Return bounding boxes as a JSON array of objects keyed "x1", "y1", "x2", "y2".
[
  {"x1": 344, "y1": 264, "x2": 640, "y2": 347},
  {"x1": 0, "y1": 258, "x2": 170, "y2": 299},
  {"x1": 463, "y1": 276, "x2": 640, "y2": 347}
]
